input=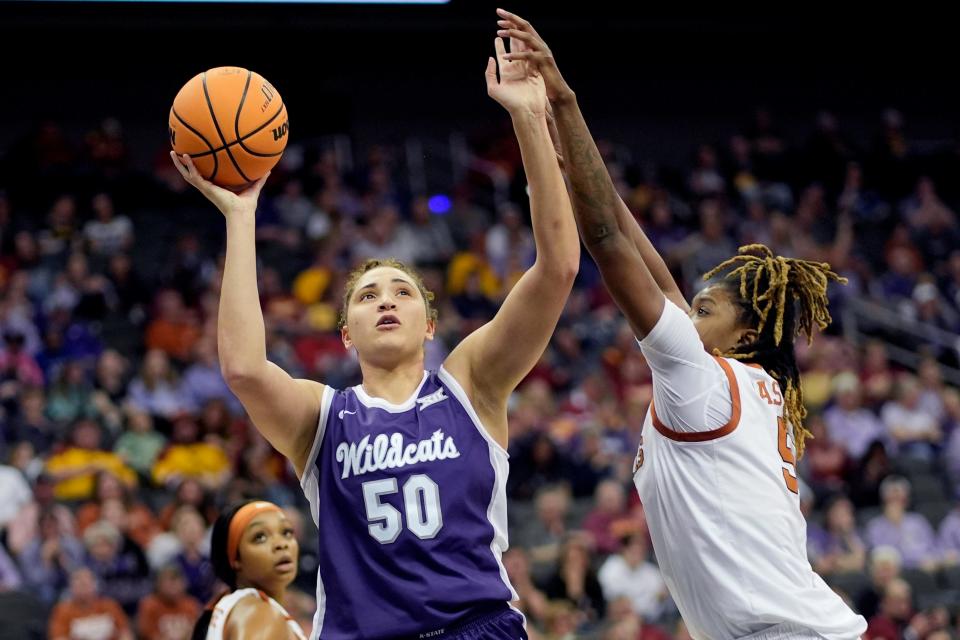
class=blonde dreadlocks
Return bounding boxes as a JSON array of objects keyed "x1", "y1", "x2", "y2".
[{"x1": 702, "y1": 244, "x2": 847, "y2": 458}]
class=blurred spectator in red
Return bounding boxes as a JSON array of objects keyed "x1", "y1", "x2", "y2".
[{"x1": 49, "y1": 566, "x2": 132, "y2": 640}]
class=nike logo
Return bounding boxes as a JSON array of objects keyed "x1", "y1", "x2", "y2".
[{"x1": 338, "y1": 409, "x2": 358, "y2": 419}]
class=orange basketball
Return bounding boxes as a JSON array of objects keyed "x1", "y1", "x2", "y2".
[{"x1": 168, "y1": 66, "x2": 289, "y2": 189}]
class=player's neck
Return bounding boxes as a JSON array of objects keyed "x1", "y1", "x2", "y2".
[{"x1": 359, "y1": 357, "x2": 426, "y2": 405}]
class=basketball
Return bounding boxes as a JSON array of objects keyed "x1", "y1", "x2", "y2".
[{"x1": 168, "y1": 66, "x2": 289, "y2": 189}]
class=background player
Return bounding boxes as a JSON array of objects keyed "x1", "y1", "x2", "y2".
[{"x1": 191, "y1": 501, "x2": 306, "y2": 640}]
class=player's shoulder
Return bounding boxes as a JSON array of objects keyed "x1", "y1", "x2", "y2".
[
  {"x1": 225, "y1": 591, "x2": 289, "y2": 638},
  {"x1": 720, "y1": 357, "x2": 773, "y2": 380},
  {"x1": 294, "y1": 377, "x2": 328, "y2": 401}
]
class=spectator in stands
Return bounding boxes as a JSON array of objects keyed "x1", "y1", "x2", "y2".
[
  {"x1": 865, "y1": 476, "x2": 939, "y2": 571},
  {"x1": 802, "y1": 415, "x2": 851, "y2": 498},
  {"x1": 135, "y1": 564, "x2": 199, "y2": 640},
  {"x1": 0, "y1": 455, "x2": 33, "y2": 533},
  {"x1": 447, "y1": 231, "x2": 500, "y2": 302},
  {"x1": 158, "y1": 478, "x2": 217, "y2": 530},
  {"x1": 83, "y1": 193, "x2": 134, "y2": 258},
  {"x1": 113, "y1": 406, "x2": 166, "y2": 482},
  {"x1": 944, "y1": 250, "x2": 960, "y2": 312},
  {"x1": 542, "y1": 533, "x2": 605, "y2": 625},
  {"x1": 860, "y1": 341, "x2": 895, "y2": 408},
  {"x1": 18, "y1": 506, "x2": 85, "y2": 604},
  {"x1": 910, "y1": 277, "x2": 960, "y2": 335},
  {"x1": 45, "y1": 419, "x2": 136, "y2": 502},
  {"x1": 75, "y1": 471, "x2": 161, "y2": 550},
  {"x1": 598, "y1": 533, "x2": 667, "y2": 621},
  {"x1": 865, "y1": 578, "x2": 929, "y2": 640},
  {"x1": 942, "y1": 389, "x2": 960, "y2": 495},
  {"x1": 105, "y1": 253, "x2": 147, "y2": 319},
  {"x1": 486, "y1": 203, "x2": 534, "y2": 280},
  {"x1": 582, "y1": 479, "x2": 629, "y2": 556},
  {"x1": 409, "y1": 194, "x2": 456, "y2": 266},
  {"x1": 351, "y1": 204, "x2": 418, "y2": 265},
  {"x1": 145, "y1": 291, "x2": 201, "y2": 363},
  {"x1": 151, "y1": 412, "x2": 230, "y2": 490},
  {"x1": 824, "y1": 371, "x2": 887, "y2": 460},
  {"x1": 127, "y1": 349, "x2": 193, "y2": 420},
  {"x1": 48, "y1": 567, "x2": 132, "y2": 640},
  {"x1": 168, "y1": 506, "x2": 215, "y2": 604},
  {"x1": 3, "y1": 385, "x2": 55, "y2": 454},
  {"x1": 503, "y1": 547, "x2": 549, "y2": 628},
  {"x1": 807, "y1": 495, "x2": 866, "y2": 577},
  {"x1": 0, "y1": 330, "x2": 44, "y2": 400},
  {"x1": 91, "y1": 350, "x2": 130, "y2": 427},
  {"x1": 82, "y1": 519, "x2": 151, "y2": 616},
  {"x1": 915, "y1": 357, "x2": 947, "y2": 423},
  {"x1": 857, "y1": 546, "x2": 903, "y2": 621},
  {"x1": 848, "y1": 440, "x2": 893, "y2": 509},
  {"x1": 46, "y1": 359, "x2": 96, "y2": 425},
  {"x1": 181, "y1": 335, "x2": 242, "y2": 415},
  {"x1": 0, "y1": 544, "x2": 21, "y2": 592},
  {"x1": 513, "y1": 484, "x2": 571, "y2": 566},
  {"x1": 37, "y1": 194, "x2": 78, "y2": 264},
  {"x1": 882, "y1": 374, "x2": 942, "y2": 460},
  {"x1": 901, "y1": 177, "x2": 960, "y2": 267},
  {"x1": 603, "y1": 596, "x2": 671, "y2": 640},
  {"x1": 508, "y1": 433, "x2": 573, "y2": 501},
  {"x1": 936, "y1": 499, "x2": 960, "y2": 566}
]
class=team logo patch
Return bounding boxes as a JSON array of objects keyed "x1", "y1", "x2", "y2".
[
  {"x1": 633, "y1": 435, "x2": 645, "y2": 473},
  {"x1": 416, "y1": 388, "x2": 448, "y2": 411}
]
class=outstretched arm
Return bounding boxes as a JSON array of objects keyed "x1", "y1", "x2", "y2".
[
  {"x1": 497, "y1": 9, "x2": 688, "y2": 316},
  {"x1": 171, "y1": 154, "x2": 324, "y2": 476},
  {"x1": 444, "y1": 36, "x2": 579, "y2": 445}
]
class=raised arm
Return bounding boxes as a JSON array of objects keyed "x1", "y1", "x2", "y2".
[
  {"x1": 444, "y1": 36, "x2": 579, "y2": 441},
  {"x1": 497, "y1": 9, "x2": 688, "y2": 316},
  {"x1": 171, "y1": 154, "x2": 324, "y2": 476}
]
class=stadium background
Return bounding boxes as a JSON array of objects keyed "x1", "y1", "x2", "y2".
[{"x1": 1, "y1": 3, "x2": 959, "y2": 638}]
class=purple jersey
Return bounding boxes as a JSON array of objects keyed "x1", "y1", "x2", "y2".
[{"x1": 299, "y1": 368, "x2": 518, "y2": 639}]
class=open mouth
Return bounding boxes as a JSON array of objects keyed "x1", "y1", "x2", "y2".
[
  {"x1": 376, "y1": 315, "x2": 401, "y2": 329},
  {"x1": 275, "y1": 557, "x2": 295, "y2": 572}
]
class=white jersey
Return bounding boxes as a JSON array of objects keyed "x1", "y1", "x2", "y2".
[
  {"x1": 633, "y1": 300, "x2": 866, "y2": 640},
  {"x1": 206, "y1": 588, "x2": 307, "y2": 640}
]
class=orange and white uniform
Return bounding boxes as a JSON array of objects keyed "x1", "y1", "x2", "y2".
[
  {"x1": 633, "y1": 300, "x2": 866, "y2": 640},
  {"x1": 206, "y1": 588, "x2": 307, "y2": 640}
]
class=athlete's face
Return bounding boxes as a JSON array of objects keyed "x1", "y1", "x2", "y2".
[
  {"x1": 341, "y1": 266, "x2": 435, "y2": 366},
  {"x1": 233, "y1": 510, "x2": 299, "y2": 593},
  {"x1": 689, "y1": 286, "x2": 757, "y2": 355}
]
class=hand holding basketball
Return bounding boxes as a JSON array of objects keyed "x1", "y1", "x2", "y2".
[{"x1": 170, "y1": 151, "x2": 269, "y2": 217}]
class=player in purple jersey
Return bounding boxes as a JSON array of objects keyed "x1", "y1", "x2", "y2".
[{"x1": 170, "y1": 33, "x2": 579, "y2": 640}]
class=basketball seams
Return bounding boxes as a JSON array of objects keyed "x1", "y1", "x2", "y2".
[
  {"x1": 233, "y1": 70, "x2": 252, "y2": 156},
  {"x1": 172, "y1": 107, "x2": 219, "y2": 180},
  {"x1": 237, "y1": 104, "x2": 287, "y2": 157},
  {"x1": 185, "y1": 102, "x2": 286, "y2": 159},
  {"x1": 201, "y1": 71, "x2": 252, "y2": 184}
]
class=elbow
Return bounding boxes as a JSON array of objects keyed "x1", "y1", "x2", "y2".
[
  {"x1": 538, "y1": 257, "x2": 579, "y2": 288},
  {"x1": 221, "y1": 361, "x2": 264, "y2": 390},
  {"x1": 555, "y1": 260, "x2": 579, "y2": 286}
]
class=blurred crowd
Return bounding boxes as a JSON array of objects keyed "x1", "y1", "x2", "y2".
[{"x1": 2, "y1": 106, "x2": 960, "y2": 639}]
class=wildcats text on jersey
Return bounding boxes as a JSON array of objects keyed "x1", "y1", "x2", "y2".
[{"x1": 335, "y1": 429, "x2": 461, "y2": 480}]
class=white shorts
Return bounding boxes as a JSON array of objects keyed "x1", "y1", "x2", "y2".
[{"x1": 736, "y1": 622, "x2": 826, "y2": 640}]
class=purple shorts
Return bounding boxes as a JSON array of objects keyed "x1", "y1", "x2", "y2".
[{"x1": 412, "y1": 606, "x2": 527, "y2": 640}]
